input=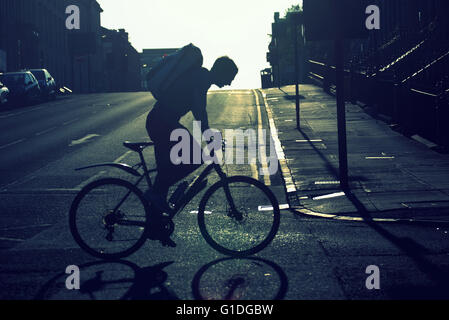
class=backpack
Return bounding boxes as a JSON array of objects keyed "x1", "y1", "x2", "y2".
[{"x1": 146, "y1": 43, "x2": 203, "y2": 100}]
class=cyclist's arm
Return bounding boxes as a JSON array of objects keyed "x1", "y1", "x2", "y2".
[{"x1": 192, "y1": 89, "x2": 210, "y2": 134}]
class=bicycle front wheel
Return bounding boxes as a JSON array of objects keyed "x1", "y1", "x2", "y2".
[
  {"x1": 198, "y1": 176, "x2": 280, "y2": 257},
  {"x1": 69, "y1": 178, "x2": 150, "y2": 260}
]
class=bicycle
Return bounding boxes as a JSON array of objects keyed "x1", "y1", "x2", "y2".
[{"x1": 69, "y1": 140, "x2": 280, "y2": 260}]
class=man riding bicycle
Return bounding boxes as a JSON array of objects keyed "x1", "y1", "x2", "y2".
[{"x1": 146, "y1": 56, "x2": 238, "y2": 247}]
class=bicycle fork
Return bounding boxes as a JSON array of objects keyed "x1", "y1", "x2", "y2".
[{"x1": 215, "y1": 165, "x2": 242, "y2": 221}]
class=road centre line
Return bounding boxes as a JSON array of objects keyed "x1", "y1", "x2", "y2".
[
  {"x1": 253, "y1": 89, "x2": 271, "y2": 187},
  {"x1": 69, "y1": 134, "x2": 101, "y2": 147},
  {"x1": 114, "y1": 150, "x2": 133, "y2": 164},
  {"x1": 62, "y1": 118, "x2": 80, "y2": 126},
  {"x1": 0, "y1": 106, "x2": 46, "y2": 119},
  {"x1": 0, "y1": 138, "x2": 26, "y2": 150},
  {"x1": 0, "y1": 224, "x2": 53, "y2": 231},
  {"x1": 0, "y1": 237, "x2": 24, "y2": 242},
  {"x1": 35, "y1": 126, "x2": 58, "y2": 136},
  {"x1": 0, "y1": 189, "x2": 81, "y2": 194}
]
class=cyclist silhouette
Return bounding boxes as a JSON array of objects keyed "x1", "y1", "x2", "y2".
[{"x1": 146, "y1": 56, "x2": 238, "y2": 247}]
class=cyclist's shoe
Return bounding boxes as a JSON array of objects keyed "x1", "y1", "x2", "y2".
[
  {"x1": 147, "y1": 216, "x2": 177, "y2": 248},
  {"x1": 160, "y1": 237, "x2": 177, "y2": 248}
]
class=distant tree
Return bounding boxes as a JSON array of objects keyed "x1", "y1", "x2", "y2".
[
  {"x1": 285, "y1": 4, "x2": 302, "y2": 15},
  {"x1": 278, "y1": 5, "x2": 304, "y2": 68}
]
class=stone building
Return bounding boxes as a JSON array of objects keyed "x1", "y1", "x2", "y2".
[
  {"x1": 101, "y1": 28, "x2": 142, "y2": 92},
  {"x1": 0, "y1": 0, "x2": 104, "y2": 93}
]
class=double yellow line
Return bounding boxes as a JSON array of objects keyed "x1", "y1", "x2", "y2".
[{"x1": 252, "y1": 89, "x2": 271, "y2": 187}]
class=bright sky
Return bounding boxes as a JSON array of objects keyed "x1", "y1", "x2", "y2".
[{"x1": 97, "y1": 0, "x2": 302, "y2": 90}]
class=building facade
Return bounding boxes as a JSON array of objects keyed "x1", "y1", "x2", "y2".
[
  {"x1": 67, "y1": 0, "x2": 104, "y2": 93},
  {"x1": 0, "y1": 0, "x2": 104, "y2": 93},
  {"x1": 0, "y1": 0, "x2": 68, "y2": 80},
  {"x1": 301, "y1": 0, "x2": 449, "y2": 148},
  {"x1": 101, "y1": 28, "x2": 141, "y2": 92},
  {"x1": 265, "y1": 10, "x2": 306, "y2": 88}
]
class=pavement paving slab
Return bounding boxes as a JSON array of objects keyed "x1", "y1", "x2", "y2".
[{"x1": 261, "y1": 85, "x2": 449, "y2": 224}]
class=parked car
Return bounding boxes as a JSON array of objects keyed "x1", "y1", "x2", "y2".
[
  {"x1": 0, "y1": 80, "x2": 9, "y2": 106},
  {"x1": 29, "y1": 69, "x2": 57, "y2": 100},
  {"x1": 0, "y1": 71, "x2": 41, "y2": 106}
]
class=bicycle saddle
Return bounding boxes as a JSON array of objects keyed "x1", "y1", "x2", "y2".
[{"x1": 123, "y1": 141, "x2": 155, "y2": 152}]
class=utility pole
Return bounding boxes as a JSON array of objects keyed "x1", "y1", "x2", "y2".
[
  {"x1": 291, "y1": 12, "x2": 301, "y2": 129},
  {"x1": 335, "y1": 36, "x2": 349, "y2": 189}
]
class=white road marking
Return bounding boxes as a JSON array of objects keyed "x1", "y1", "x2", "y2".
[
  {"x1": 315, "y1": 181, "x2": 340, "y2": 185},
  {"x1": 258, "y1": 204, "x2": 290, "y2": 211},
  {"x1": 0, "y1": 189, "x2": 81, "y2": 194},
  {"x1": 35, "y1": 126, "x2": 57, "y2": 136},
  {"x1": 296, "y1": 139, "x2": 323, "y2": 143},
  {"x1": 62, "y1": 118, "x2": 79, "y2": 126},
  {"x1": 190, "y1": 210, "x2": 212, "y2": 214},
  {"x1": 261, "y1": 92, "x2": 297, "y2": 196},
  {"x1": 0, "y1": 224, "x2": 53, "y2": 231},
  {"x1": 0, "y1": 138, "x2": 26, "y2": 150},
  {"x1": 365, "y1": 156, "x2": 395, "y2": 160},
  {"x1": 313, "y1": 192, "x2": 346, "y2": 200},
  {"x1": 69, "y1": 134, "x2": 100, "y2": 147},
  {"x1": 114, "y1": 151, "x2": 133, "y2": 164},
  {"x1": 252, "y1": 90, "x2": 271, "y2": 186},
  {"x1": 0, "y1": 106, "x2": 45, "y2": 119},
  {"x1": 0, "y1": 237, "x2": 24, "y2": 242}
]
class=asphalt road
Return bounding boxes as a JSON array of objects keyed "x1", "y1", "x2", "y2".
[{"x1": 1, "y1": 91, "x2": 448, "y2": 300}]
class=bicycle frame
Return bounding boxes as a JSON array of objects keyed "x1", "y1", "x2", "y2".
[{"x1": 75, "y1": 143, "x2": 238, "y2": 218}]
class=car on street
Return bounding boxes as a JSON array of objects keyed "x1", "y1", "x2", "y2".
[
  {"x1": 0, "y1": 71, "x2": 41, "y2": 106},
  {"x1": 0, "y1": 80, "x2": 9, "y2": 106},
  {"x1": 29, "y1": 69, "x2": 57, "y2": 100}
]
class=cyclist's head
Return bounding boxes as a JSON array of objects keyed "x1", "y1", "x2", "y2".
[{"x1": 210, "y1": 56, "x2": 238, "y2": 88}]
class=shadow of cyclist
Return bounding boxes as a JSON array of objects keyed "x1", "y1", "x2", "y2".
[{"x1": 35, "y1": 260, "x2": 178, "y2": 300}]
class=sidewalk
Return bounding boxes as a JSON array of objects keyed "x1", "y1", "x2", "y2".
[{"x1": 261, "y1": 85, "x2": 449, "y2": 224}]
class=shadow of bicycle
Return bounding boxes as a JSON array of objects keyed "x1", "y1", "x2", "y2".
[
  {"x1": 35, "y1": 260, "x2": 179, "y2": 300},
  {"x1": 36, "y1": 256, "x2": 288, "y2": 300},
  {"x1": 192, "y1": 257, "x2": 288, "y2": 300}
]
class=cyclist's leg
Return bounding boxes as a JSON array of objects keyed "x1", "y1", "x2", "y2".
[
  {"x1": 147, "y1": 111, "x2": 203, "y2": 201},
  {"x1": 146, "y1": 117, "x2": 201, "y2": 247},
  {"x1": 151, "y1": 126, "x2": 203, "y2": 205}
]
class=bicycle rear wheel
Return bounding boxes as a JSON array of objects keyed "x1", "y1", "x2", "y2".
[
  {"x1": 69, "y1": 178, "x2": 150, "y2": 260},
  {"x1": 198, "y1": 176, "x2": 280, "y2": 257}
]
